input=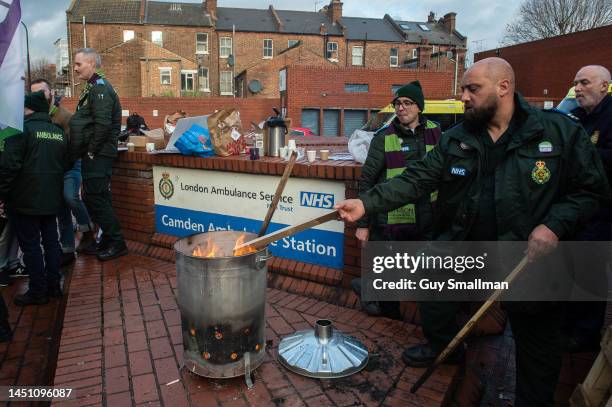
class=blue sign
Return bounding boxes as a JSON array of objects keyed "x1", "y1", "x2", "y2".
[{"x1": 156, "y1": 205, "x2": 344, "y2": 269}]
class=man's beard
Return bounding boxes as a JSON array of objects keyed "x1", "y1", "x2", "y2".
[{"x1": 463, "y1": 95, "x2": 497, "y2": 133}]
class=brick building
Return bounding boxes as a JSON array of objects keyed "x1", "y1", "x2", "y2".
[
  {"x1": 66, "y1": 0, "x2": 467, "y2": 98},
  {"x1": 475, "y1": 24, "x2": 612, "y2": 99}
]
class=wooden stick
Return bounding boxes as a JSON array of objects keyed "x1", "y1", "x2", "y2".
[
  {"x1": 411, "y1": 255, "x2": 530, "y2": 393},
  {"x1": 235, "y1": 210, "x2": 340, "y2": 253},
  {"x1": 258, "y1": 150, "x2": 298, "y2": 237}
]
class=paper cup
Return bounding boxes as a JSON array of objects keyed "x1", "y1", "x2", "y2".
[
  {"x1": 320, "y1": 149, "x2": 329, "y2": 160},
  {"x1": 306, "y1": 150, "x2": 316, "y2": 163},
  {"x1": 127, "y1": 142, "x2": 135, "y2": 152},
  {"x1": 146, "y1": 142, "x2": 155, "y2": 152},
  {"x1": 287, "y1": 139, "x2": 297, "y2": 151}
]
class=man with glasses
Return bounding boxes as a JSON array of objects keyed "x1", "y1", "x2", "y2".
[{"x1": 351, "y1": 81, "x2": 441, "y2": 319}]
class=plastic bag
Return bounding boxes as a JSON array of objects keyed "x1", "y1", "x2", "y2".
[
  {"x1": 174, "y1": 124, "x2": 215, "y2": 157},
  {"x1": 208, "y1": 108, "x2": 245, "y2": 156},
  {"x1": 348, "y1": 129, "x2": 375, "y2": 164}
]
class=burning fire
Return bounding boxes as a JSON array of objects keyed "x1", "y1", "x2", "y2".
[
  {"x1": 233, "y1": 234, "x2": 257, "y2": 256},
  {"x1": 191, "y1": 234, "x2": 257, "y2": 258}
]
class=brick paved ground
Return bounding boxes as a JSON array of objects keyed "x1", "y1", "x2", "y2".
[{"x1": 50, "y1": 250, "x2": 461, "y2": 407}]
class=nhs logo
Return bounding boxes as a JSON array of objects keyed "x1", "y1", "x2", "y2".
[
  {"x1": 300, "y1": 192, "x2": 335, "y2": 209},
  {"x1": 450, "y1": 167, "x2": 467, "y2": 176}
]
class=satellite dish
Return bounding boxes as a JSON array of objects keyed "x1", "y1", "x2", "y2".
[
  {"x1": 228, "y1": 54, "x2": 234, "y2": 66},
  {"x1": 248, "y1": 79, "x2": 262, "y2": 94}
]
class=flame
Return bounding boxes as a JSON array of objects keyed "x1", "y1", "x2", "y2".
[
  {"x1": 192, "y1": 237, "x2": 224, "y2": 258},
  {"x1": 233, "y1": 234, "x2": 257, "y2": 256}
]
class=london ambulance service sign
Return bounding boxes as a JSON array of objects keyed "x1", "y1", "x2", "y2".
[{"x1": 153, "y1": 166, "x2": 345, "y2": 269}]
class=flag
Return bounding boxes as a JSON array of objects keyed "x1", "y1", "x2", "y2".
[{"x1": 0, "y1": 0, "x2": 24, "y2": 133}]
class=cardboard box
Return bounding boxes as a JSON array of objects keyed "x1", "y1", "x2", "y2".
[{"x1": 128, "y1": 135, "x2": 146, "y2": 151}]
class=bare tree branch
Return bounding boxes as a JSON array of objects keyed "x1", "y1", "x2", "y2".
[{"x1": 502, "y1": 0, "x2": 612, "y2": 45}]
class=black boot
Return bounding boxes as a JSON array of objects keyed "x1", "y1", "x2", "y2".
[
  {"x1": 76, "y1": 232, "x2": 97, "y2": 255},
  {"x1": 97, "y1": 242, "x2": 128, "y2": 262},
  {"x1": 401, "y1": 343, "x2": 466, "y2": 368},
  {"x1": 60, "y1": 252, "x2": 76, "y2": 267},
  {"x1": 14, "y1": 291, "x2": 49, "y2": 306}
]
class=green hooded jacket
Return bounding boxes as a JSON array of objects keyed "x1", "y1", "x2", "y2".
[
  {"x1": 360, "y1": 94, "x2": 610, "y2": 241},
  {"x1": 0, "y1": 112, "x2": 69, "y2": 215}
]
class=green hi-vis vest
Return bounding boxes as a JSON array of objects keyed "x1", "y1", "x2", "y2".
[{"x1": 384, "y1": 120, "x2": 439, "y2": 225}]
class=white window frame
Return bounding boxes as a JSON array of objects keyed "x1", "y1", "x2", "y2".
[
  {"x1": 432, "y1": 45, "x2": 439, "y2": 55},
  {"x1": 263, "y1": 39, "x2": 273, "y2": 59},
  {"x1": 151, "y1": 31, "x2": 163, "y2": 47},
  {"x1": 326, "y1": 41, "x2": 338, "y2": 61},
  {"x1": 220, "y1": 71, "x2": 233, "y2": 95},
  {"x1": 198, "y1": 67, "x2": 210, "y2": 92},
  {"x1": 412, "y1": 48, "x2": 418, "y2": 59},
  {"x1": 159, "y1": 67, "x2": 172, "y2": 85},
  {"x1": 288, "y1": 39, "x2": 299, "y2": 48},
  {"x1": 181, "y1": 70, "x2": 197, "y2": 92},
  {"x1": 123, "y1": 30, "x2": 134, "y2": 42},
  {"x1": 352, "y1": 46, "x2": 363, "y2": 66},
  {"x1": 220, "y1": 37, "x2": 232, "y2": 58},
  {"x1": 196, "y1": 33, "x2": 209, "y2": 54},
  {"x1": 390, "y1": 48, "x2": 399, "y2": 67}
]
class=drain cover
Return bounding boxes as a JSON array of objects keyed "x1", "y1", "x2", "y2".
[{"x1": 277, "y1": 319, "x2": 369, "y2": 378}]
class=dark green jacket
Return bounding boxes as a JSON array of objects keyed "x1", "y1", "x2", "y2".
[
  {"x1": 69, "y1": 76, "x2": 121, "y2": 160},
  {"x1": 361, "y1": 94, "x2": 610, "y2": 241},
  {"x1": 358, "y1": 116, "x2": 440, "y2": 240},
  {"x1": 0, "y1": 112, "x2": 68, "y2": 215}
]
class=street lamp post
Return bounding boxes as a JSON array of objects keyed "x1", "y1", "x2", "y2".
[{"x1": 21, "y1": 21, "x2": 31, "y2": 89}]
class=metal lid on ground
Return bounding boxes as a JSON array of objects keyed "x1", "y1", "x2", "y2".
[{"x1": 277, "y1": 319, "x2": 369, "y2": 378}]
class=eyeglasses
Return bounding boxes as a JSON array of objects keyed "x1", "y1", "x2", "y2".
[{"x1": 393, "y1": 100, "x2": 417, "y2": 110}]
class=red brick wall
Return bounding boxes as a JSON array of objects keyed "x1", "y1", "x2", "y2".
[
  {"x1": 285, "y1": 65, "x2": 456, "y2": 132},
  {"x1": 60, "y1": 97, "x2": 278, "y2": 129},
  {"x1": 475, "y1": 25, "x2": 612, "y2": 99}
]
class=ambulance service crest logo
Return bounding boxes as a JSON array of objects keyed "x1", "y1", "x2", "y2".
[
  {"x1": 159, "y1": 172, "x2": 174, "y2": 200},
  {"x1": 531, "y1": 161, "x2": 551, "y2": 185},
  {"x1": 591, "y1": 130, "x2": 600, "y2": 145}
]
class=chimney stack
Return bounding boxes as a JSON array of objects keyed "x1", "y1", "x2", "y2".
[
  {"x1": 205, "y1": 0, "x2": 217, "y2": 20},
  {"x1": 327, "y1": 0, "x2": 343, "y2": 24},
  {"x1": 140, "y1": 0, "x2": 146, "y2": 23},
  {"x1": 427, "y1": 12, "x2": 435, "y2": 23},
  {"x1": 442, "y1": 12, "x2": 456, "y2": 32}
]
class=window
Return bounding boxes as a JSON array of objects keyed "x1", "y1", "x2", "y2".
[
  {"x1": 345, "y1": 83, "x2": 368, "y2": 93},
  {"x1": 151, "y1": 31, "x2": 163, "y2": 46},
  {"x1": 181, "y1": 70, "x2": 196, "y2": 91},
  {"x1": 418, "y1": 23, "x2": 431, "y2": 31},
  {"x1": 220, "y1": 37, "x2": 232, "y2": 58},
  {"x1": 412, "y1": 48, "x2": 418, "y2": 59},
  {"x1": 326, "y1": 41, "x2": 338, "y2": 61},
  {"x1": 196, "y1": 33, "x2": 209, "y2": 54},
  {"x1": 390, "y1": 48, "x2": 398, "y2": 67},
  {"x1": 159, "y1": 68, "x2": 172, "y2": 85},
  {"x1": 123, "y1": 30, "x2": 134, "y2": 42},
  {"x1": 288, "y1": 39, "x2": 299, "y2": 48},
  {"x1": 399, "y1": 23, "x2": 412, "y2": 30},
  {"x1": 263, "y1": 39, "x2": 273, "y2": 58},
  {"x1": 220, "y1": 71, "x2": 233, "y2": 95},
  {"x1": 198, "y1": 67, "x2": 209, "y2": 91},
  {"x1": 391, "y1": 84, "x2": 402, "y2": 94},
  {"x1": 352, "y1": 46, "x2": 363, "y2": 66},
  {"x1": 432, "y1": 45, "x2": 439, "y2": 55}
]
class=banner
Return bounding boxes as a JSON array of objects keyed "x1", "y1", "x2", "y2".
[
  {"x1": 0, "y1": 0, "x2": 24, "y2": 132},
  {"x1": 153, "y1": 166, "x2": 346, "y2": 269}
]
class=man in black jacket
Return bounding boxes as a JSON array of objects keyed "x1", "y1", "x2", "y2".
[
  {"x1": 566, "y1": 65, "x2": 612, "y2": 351},
  {"x1": 69, "y1": 48, "x2": 127, "y2": 261},
  {"x1": 0, "y1": 91, "x2": 68, "y2": 305}
]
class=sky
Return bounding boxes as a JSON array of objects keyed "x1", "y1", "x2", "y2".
[{"x1": 19, "y1": 0, "x2": 522, "y2": 64}]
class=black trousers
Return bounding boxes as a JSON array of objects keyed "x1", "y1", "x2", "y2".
[
  {"x1": 10, "y1": 211, "x2": 62, "y2": 297},
  {"x1": 82, "y1": 156, "x2": 125, "y2": 246},
  {"x1": 419, "y1": 301, "x2": 563, "y2": 407}
]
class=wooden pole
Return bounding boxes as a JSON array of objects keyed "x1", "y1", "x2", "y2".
[
  {"x1": 411, "y1": 255, "x2": 530, "y2": 393},
  {"x1": 258, "y1": 150, "x2": 297, "y2": 237},
  {"x1": 235, "y1": 210, "x2": 339, "y2": 254}
]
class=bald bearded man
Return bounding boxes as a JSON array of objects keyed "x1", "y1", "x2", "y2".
[{"x1": 336, "y1": 58, "x2": 610, "y2": 406}]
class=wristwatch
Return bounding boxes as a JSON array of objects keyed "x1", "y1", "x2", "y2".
[{"x1": 88, "y1": 152, "x2": 95, "y2": 160}]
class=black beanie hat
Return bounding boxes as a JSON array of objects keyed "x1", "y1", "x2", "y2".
[
  {"x1": 393, "y1": 80, "x2": 425, "y2": 111},
  {"x1": 24, "y1": 90, "x2": 49, "y2": 113}
]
